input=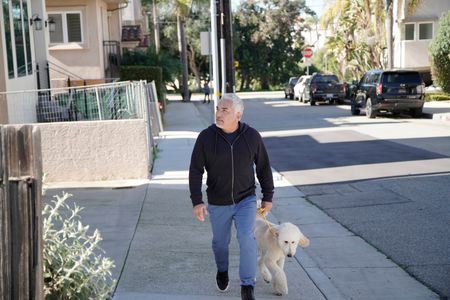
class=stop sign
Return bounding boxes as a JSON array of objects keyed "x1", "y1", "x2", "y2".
[{"x1": 302, "y1": 47, "x2": 313, "y2": 58}]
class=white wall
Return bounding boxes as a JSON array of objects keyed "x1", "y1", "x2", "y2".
[
  {"x1": 38, "y1": 119, "x2": 150, "y2": 182},
  {"x1": 393, "y1": 0, "x2": 450, "y2": 71}
]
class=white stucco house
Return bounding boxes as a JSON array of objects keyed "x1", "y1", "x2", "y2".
[{"x1": 393, "y1": 0, "x2": 450, "y2": 84}]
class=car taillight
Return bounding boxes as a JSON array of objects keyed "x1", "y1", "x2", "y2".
[
  {"x1": 342, "y1": 84, "x2": 346, "y2": 93},
  {"x1": 376, "y1": 83, "x2": 382, "y2": 95},
  {"x1": 311, "y1": 84, "x2": 317, "y2": 93}
]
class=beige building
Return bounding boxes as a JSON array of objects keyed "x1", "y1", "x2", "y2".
[
  {"x1": 393, "y1": 0, "x2": 450, "y2": 83},
  {"x1": 46, "y1": 0, "x2": 127, "y2": 87},
  {"x1": 0, "y1": 0, "x2": 135, "y2": 124}
]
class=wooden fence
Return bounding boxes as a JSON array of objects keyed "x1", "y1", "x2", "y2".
[{"x1": 0, "y1": 125, "x2": 43, "y2": 300}]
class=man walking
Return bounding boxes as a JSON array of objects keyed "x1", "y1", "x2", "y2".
[{"x1": 189, "y1": 93, "x2": 274, "y2": 300}]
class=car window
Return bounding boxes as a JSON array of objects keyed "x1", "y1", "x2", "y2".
[
  {"x1": 382, "y1": 72, "x2": 422, "y2": 84},
  {"x1": 362, "y1": 74, "x2": 370, "y2": 84},
  {"x1": 289, "y1": 77, "x2": 298, "y2": 85},
  {"x1": 371, "y1": 73, "x2": 381, "y2": 83},
  {"x1": 312, "y1": 75, "x2": 339, "y2": 83}
]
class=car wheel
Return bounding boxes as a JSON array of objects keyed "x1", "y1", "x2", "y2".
[
  {"x1": 366, "y1": 98, "x2": 377, "y2": 118},
  {"x1": 310, "y1": 100, "x2": 316, "y2": 106},
  {"x1": 300, "y1": 94, "x2": 304, "y2": 103},
  {"x1": 284, "y1": 93, "x2": 287, "y2": 99},
  {"x1": 410, "y1": 107, "x2": 423, "y2": 118},
  {"x1": 289, "y1": 93, "x2": 294, "y2": 100},
  {"x1": 351, "y1": 102, "x2": 360, "y2": 115}
]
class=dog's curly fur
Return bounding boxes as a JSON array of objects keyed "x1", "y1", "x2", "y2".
[{"x1": 255, "y1": 214, "x2": 310, "y2": 296}]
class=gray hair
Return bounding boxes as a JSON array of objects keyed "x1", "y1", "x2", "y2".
[{"x1": 220, "y1": 93, "x2": 244, "y2": 116}]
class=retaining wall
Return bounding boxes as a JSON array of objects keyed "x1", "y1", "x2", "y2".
[{"x1": 37, "y1": 119, "x2": 150, "y2": 182}]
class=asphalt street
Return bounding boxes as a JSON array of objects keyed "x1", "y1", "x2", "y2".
[{"x1": 195, "y1": 93, "x2": 450, "y2": 298}]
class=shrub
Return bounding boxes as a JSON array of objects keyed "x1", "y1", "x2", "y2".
[
  {"x1": 425, "y1": 92, "x2": 450, "y2": 101},
  {"x1": 430, "y1": 12, "x2": 450, "y2": 94},
  {"x1": 119, "y1": 66, "x2": 166, "y2": 110},
  {"x1": 43, "y1": 192, "x2": 115, "y2": 300}
]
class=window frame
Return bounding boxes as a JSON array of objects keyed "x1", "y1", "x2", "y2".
[
  {"x1": 48, "y1": 10, "x2": 84, "y2": 45},
  {"x1": 2, "y1": 0, "x2": 34, "y2": 79},
  {"x1": 418, "y1": 22, "x2": 433, "y2": 41},
  {"x1": 403, "y1": 23, "x2": 415, "y2": 41}
]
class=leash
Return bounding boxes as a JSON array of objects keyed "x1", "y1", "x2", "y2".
[{"x1": 257, "y1": 207, "x2": 277, "y2": 236}]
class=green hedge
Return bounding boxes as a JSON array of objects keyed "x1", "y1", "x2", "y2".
[
  {"x1": 119, "y1": 66, "x2": 166, "y2": 110},
  {"x1": 425, "y1": 92, "x2": 450, "y2": 101},
  {"x1": 430, "y1": 12, "x2": 450, "y2": 94}
]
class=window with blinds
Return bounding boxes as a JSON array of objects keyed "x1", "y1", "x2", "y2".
[
  {"x1": 67, "y1": 13, "x2": 82, "y2": 42},
  {"x1": 49, "y1": 11, "x2": 83, "y2": 44}
]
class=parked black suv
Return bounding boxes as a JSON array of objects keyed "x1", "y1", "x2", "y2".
[
  {"x1": 284, "y1": 77, "x2": 298, "y2": 100},
  {"x1": 351, "y1": 69, "x2": 425, "y2": 118}
]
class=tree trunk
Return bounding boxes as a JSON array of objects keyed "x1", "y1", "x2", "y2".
[
  {"x1": 177, "y1": 14, "x2": 189, "y2": 101},
  {"x1": 187, "y1": 46, "x2": 201, "y2": 90},
  {"x1": 244, "y1": 75, "x2": 251, "y2": 90},
  {"x1": 153, "y1": 0, "x2": 160, "y2": 54}
]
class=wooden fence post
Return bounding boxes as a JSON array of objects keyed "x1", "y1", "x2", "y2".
[{"x1": 0, "y1": 125, "x2": 43, "y2": 300}]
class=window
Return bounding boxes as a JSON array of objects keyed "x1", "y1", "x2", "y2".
[
  {"x1": 49, "y1": 12, "x2": 83, "y2": 44},
  {"x1": 404, "y1": 23, "x2": 415, "y2": 40},
  {"x1": 419, "y1": 23, "x2": 433, "y2": 40},
  {"x1": 370, "y1": 73, "x2": 380, "y2": 84},
  {"x1": 2, "y1": 0, "x2": 33, "y2": 79}
]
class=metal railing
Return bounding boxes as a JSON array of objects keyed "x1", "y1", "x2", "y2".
[
  {"x1": 1, "y1": 81, "x2": 151, "y2": 124},
  {"x1": 103, "y1": 40, "x2": 121, "y2": 79}
]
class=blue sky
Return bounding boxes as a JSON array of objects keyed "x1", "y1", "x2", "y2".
[{"x1": 305, "y1": 0, "x2": 327, "y2": 17}]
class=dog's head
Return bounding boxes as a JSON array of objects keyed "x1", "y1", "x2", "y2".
[{"x1": 274, "y1": 223, "x2": 310, "y2": 257}]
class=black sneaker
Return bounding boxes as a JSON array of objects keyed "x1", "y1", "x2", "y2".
[
  {"x1": 241, "y1": 285, "x2": 255, "y2": 300},
  {"x1": 216, "y1": 271, "x2": 229, "y2": 292}
]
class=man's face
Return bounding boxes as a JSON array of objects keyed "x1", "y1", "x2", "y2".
[{"x1": 216, "y1": 99, "x2": 240, "y2": 133}]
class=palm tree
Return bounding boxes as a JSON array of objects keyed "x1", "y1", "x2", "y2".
[{"x1": 321, "y1": 0, "x2": 389, "y2": 79}]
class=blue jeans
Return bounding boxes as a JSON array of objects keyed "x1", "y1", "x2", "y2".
[{"x1": 208, "y1": 195, "x2": 257, "y2": 287}]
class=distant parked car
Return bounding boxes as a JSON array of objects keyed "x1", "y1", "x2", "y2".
[
  {"x1": 284, "y1": 77, "x2": 299, "y2": 100},
  {"x1": 294, "y1": 75, "x2": 311, "y2": 102},
  {"x1": 308, "y1": 73, "x2": 345, "y2": 105},
  {"x1": 351, "y1": 69, "x2": 425, "y2": 118}
]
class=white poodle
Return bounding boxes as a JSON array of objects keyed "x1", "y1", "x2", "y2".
[{"x1": 255, "y1": 213, "x2": 310, "y2": 296}]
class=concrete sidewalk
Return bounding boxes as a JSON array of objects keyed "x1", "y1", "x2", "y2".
[{"x1": 47, "y1": 97, "x2": 440, "y2": 299}]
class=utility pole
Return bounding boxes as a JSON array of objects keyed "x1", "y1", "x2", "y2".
[
  {"x1": 177, "y1": 15, "x2": 189, "y2": 101},
  {"x1": 222, "y1": 0, "x2": 235, "y2": 93},
  {"x1": 211, "y1": 0, "x2": 220, "y2": 112},
  {"x1": 219, "y1": 0, "x2": 227, "y2": 94},
  {"x1": 210, "y1": 0, "x2": 235, "y2": 115}
]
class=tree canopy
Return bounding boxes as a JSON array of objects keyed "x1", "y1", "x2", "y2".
[
  {"x1": 430, "y1": 12, "x2": 450, "y2": 93},
  {"x1": 233, "y1": 0, "x2": 315, "y2": 90}
]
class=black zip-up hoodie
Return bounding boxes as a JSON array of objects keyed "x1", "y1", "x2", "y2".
[{"x1": 189, "y1": 122, "x2": 274, "y2": 206}]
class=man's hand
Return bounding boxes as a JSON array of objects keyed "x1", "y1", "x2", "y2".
[
  {"x1": 193, "y1": 203, "x2": 208, "y2": 222},
  {"x1": 261, "y1": 201, "x2": 273, "y2": 214}
]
